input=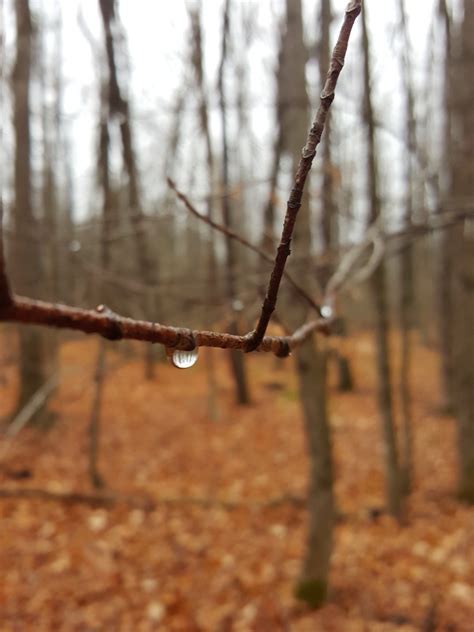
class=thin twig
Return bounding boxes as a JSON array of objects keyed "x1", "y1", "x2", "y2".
[
  {"x1": 3, "y1": 374, "x2": 58, "y2": 439},
  {"x1": 324, "y1": 221, "x2": 382, "y2": 296},
  {"x1": 0, "y1": 486, "x2": 305, "y2": 511},
  {"x1": 0, "y1": 487, "x2": 154, "y2": 509},
  {"x1": 245, "y1": 0, "x2": 362, "y2": 352},
  {"x1": 323, "y1": 209, "x2": 474, "y2": 298},
  {"x1": 167, "y1": 178, "x2": 321, "y2": 314}
]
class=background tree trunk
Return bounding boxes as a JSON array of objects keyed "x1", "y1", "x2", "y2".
[
  {"x1": 450, "y1": 0, "x2": 474, "y2": 502},
  {"x1": 361, "y1": 5, "x2": 402, "y2": 519},
  {"x1": 189, "y1": 5, "x2": 220, "y2": 421},
  {"x1": 218, "y1": 0, "x2": 250, "y2": 406},
  {"x1": 98, "y1": 0, "x2": 159, "y2": 380},
  {"x1": 397, "y1": 0, "x2": 416, "y2": 495},
  {"x1": 278, "y1": 0, "x2": 334, "y2": 607},
  {"x1": 435, "y1": 0, "x2": 455, "y2": 414},
  {"x1": 10, "y1": 0, "x2": 52, "y2": 427}
]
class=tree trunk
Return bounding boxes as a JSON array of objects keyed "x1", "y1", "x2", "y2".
[
  {"x1": 10, "y1": 0, "x2": 51, "y2": 427},
  {"x1": 189, "y1": 5, "x2": 220, "y2": 420},
  {"x1": 98, "y1": 0, "x2": 159, "y2": 380},
  {"x1": 361, "y1": 5, "x2": 403, "y2": 519},
  {"x1": 449, "y1": 1, "x2": 474, "y2": 502},
  {"x1": 218, "y1": 0, "x2": 250, "y2": 405},
  {"x1": 293, "y1": 336, "x2": 333, "y2": 607},
  {"x1": 279, "y1": 0, "x2": 334, "y2": 607},
  {"x1": 397, "y1": 0, "x2": 416, "y2": 494},
  {"x1": 88, "y1": 341, "x2": 106, "y2": 489},
  {"x1": 436, "y1": 0, "x2": 455, "y2": 414}
]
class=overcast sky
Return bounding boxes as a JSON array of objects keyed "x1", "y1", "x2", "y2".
[{"x1": 3, "y1": 0, "x2": 442, "y2": 223}]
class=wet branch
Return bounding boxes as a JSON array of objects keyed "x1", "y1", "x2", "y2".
[
  {"x1": 244, "y1": 0, "x2": 362, "y2": 352},
  {"x1": 0, "y1": 295, "x2": 331, "y2": 357}
]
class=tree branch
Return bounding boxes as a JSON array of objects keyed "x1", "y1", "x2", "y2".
[
  {"x1": 167, "y1": 177, "x2": 322, "y2": 314},
  {"x1": 0, "y1": 486, "x2": 154, "y2": 509},
  {"x1": 0, "y1": 486, "x2": 306, "y2": 511},
  {"x1": 0, "y1": 295, "x2": 331, "y2": 358},
  {"x1": 244, "y1": 0, "x2": 362, "y2": 352}
]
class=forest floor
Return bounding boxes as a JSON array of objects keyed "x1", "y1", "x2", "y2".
[{"x1": 0, "y1": 329, "x2": 473, "y2": 631}]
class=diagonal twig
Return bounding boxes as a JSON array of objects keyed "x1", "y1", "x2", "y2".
[
  {"x1": 244, "y1": 0, "x2": 362, "y2": 352},
  {"x1": 167, "y1": 177, "x2": 322, "y2": 314}
]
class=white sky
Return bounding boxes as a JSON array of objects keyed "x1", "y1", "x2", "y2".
[{"x1": 3, "y1": 0, "x2": 440, "y2": 224}]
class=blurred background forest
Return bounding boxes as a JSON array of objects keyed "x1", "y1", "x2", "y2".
[{"x1": 0, "y1": 0, "x2": 473, "y2": 630}]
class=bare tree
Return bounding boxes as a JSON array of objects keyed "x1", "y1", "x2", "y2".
[
  {"x1": 397, "y1": 0, "x2": 416, "y2": 494},
  {"x1": 261, "y1": 26, "x2": 284, "y2": 254},
  {"x1": 88, "y1": 81, "x2": 115, "y2": 490},
  {"x1": 361, "y1": 5, "x2": 403, "y2": 519},
  {"x1": 98, "y1": 0, "x2": 159, "y2": 379},
  {"x1": 435, "y1": 0, "x2": 455, "y2": 413},
  {"x1": 0, "y1": 4, "x2": 360, "y2": 364},
  {"x1": 188, "y1": 4, "x2": 220, "y2": 420},
  {"x1": 317, "y1": 0, "x2": 353, "y2": 393},
  {"x1": 449, "y1": 0, "x2": 474, "y2": 502},
  {"x1": 277, "y1": 0, "x2": 334, "y2": 607},
  {"x1": 9, "y1": 0, "x2": 51, "y2": 427},
  {"x1": 217, "y1": 0, "x2": 251, "y2": 405}
]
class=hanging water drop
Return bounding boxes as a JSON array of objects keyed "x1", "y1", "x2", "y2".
[
  {"x1": 68, "y1": 239, "x2": 81, "y2": 253},
  {"x1": 232, "y1": 299, "x2": 244, "y2": 312},
  {"x1": 321, "y1": 304, "x2": 333, "y2": 319},
  {"x1": 167, "y1": 347, "x2": 199, "y2": 369}
]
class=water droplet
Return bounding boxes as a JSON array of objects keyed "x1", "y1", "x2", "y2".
[
  {"x1": 321, "y1": 304, "x2": 333, "y2": 318},
  {"x1": 232, "y1": 299, "x2": 244, "y2": 312},
  {"x1": 167, "y1": 347, "x2": 199, "y2": 369},
  {"x1": 68, "y1": 240, "x2": 81, "y2": 253}
]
